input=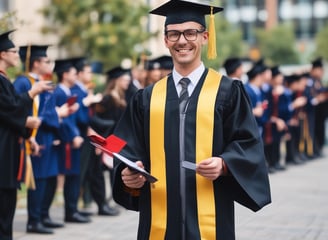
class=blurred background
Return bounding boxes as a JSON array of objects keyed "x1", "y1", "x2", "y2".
[{"x1": 1, "y1": 0, "x2": 328, "y2": 80}]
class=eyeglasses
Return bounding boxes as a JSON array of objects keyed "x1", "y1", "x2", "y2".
[
  {"x1": 5, "y1": 49, "x2": 18, "y2": 54},
  {"x1": 165, "y1": 29, "x2": 205, "y2": 42}
]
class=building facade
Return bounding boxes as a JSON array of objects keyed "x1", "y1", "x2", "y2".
[{"x1": 222, "y1": 0, "x2": 328, "y2": 42}]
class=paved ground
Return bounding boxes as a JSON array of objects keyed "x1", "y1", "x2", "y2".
[{"x1": 13, "y1": 148, "x2": 328, "y2": 240}]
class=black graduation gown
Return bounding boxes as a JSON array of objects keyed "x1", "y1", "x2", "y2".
[
  {"x1": 112, "y1": 69, "x2": 271, "y2": 240},
  {"x1": 0, "y1": 74, "x2": 33, "y2": 189}
]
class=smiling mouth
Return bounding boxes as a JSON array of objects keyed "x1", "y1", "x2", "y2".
[{"x1": 176, "y1": 48, "x2": 192, "y2": 53}]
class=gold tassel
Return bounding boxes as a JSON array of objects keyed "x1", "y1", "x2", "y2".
[
  {"x1": 25, "y1": 44, "x2": 31, "y2": 74},
  {"x1": 207, "y1": 6, "x2": 217, "y2": 60},
  {"x1": 24, "y1": 144, "x2": 36, "y2": 190}
]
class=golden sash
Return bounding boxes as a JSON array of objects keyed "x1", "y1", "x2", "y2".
[
  {"x1": 24, "y1": 76, "x2": 38, "y2": 189},
  {"x1": 149, "y1": 69, "x2": 222, "y2": 239}
]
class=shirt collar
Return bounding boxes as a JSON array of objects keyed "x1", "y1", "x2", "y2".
[
  {"x1": 59, "y1": 83, "x2": 72, "y2": 96},
  {"x1": 172, "y1": 62, "x2": 205, "y2": 88}
]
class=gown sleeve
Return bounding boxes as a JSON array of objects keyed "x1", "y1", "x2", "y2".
[
  {"x1": 111, "y1": 89, "x2": 149, "y2": 211},
  {"x1": 219, "y1": 80, "x2": 271, "y2": 211},
  {"x1": 0, "y1": 77, "x2": 32, "y2": 137}
]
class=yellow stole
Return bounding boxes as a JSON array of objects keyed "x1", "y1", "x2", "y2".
[
  {"x1": 149, "y1": 69, "x2": 222, "y2": 239},
  {"x1": 24, "y1": 76, "x2": 38, "y2": 189}
]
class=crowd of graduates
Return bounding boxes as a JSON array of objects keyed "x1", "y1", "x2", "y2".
[
  {"x1": 0, "y1": 26, "x2": 327, "y2": 239},
  {"x1": 222, "y1": 57, "x2": 328, "y2": 174}
]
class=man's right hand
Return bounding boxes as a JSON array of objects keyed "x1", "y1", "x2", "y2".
[
  {"x1": 25, "y1": 116, "x2": 41, "y2": 129},
  {"x1": 121, "y1": 161, "x2": 146, "y2": 189},
  {"x1": 28, "y1": 80, "x2": 54, "y2": 99}
]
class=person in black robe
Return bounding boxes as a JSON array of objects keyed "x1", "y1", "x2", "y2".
[
  {"x1": 111, "y1": 1, "x2": 271, "y2": 240},
  {"x1": 0, "y1": 30, "x2": 54, "y2": 240}
]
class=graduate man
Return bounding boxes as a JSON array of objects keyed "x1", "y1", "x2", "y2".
[
  {"x1": 111, "y1": 1, "x2": 271, "y2": 239},
  {"x1": 14, "y1": 45, "x2": 68, "y2": 234},
  {"x1": 0, "y1": 30, "x2": 53, "y2": 240},
  {"x1": 51, "y1": 59, "x2": 90, "y2": 223}
]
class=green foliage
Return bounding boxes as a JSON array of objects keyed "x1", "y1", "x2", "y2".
[
  {"x1": 0, "y1": 11, "x2": 20, "y2": 31},
  {"x1": 203, "y1": 16, "x2": 246, "y2": 70},
  {"x1": 254, "y1": 24, "x2": 300, "y2": 65},
  {"x1": 40, "y1": 0, "x2": 153, "y2": 70},
  {"x1": 0, "y1": 12, "x2": 24, "y2": 80},
  {"x1": 314, "y1": 25, "x2": 328, "y2": 61}
]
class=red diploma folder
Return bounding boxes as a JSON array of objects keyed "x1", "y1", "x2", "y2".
[{"x1": 88, "y1": 134, "x2": 158, "y2": 183}]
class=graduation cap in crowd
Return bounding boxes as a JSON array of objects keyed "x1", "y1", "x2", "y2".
[
  {"x1": 19, "y1": 45, "x2": 50, "y2": 72},
  {"x1": 270, "y1": 66, "x2": 281, "y2": 78},
  {"x1": 312, "y1": 57, "x2": 323, "y2": 69},
  {"x1": 0, "y1": 29, "x2": 16, "y2": 52},
  {"x1": 223, "y1": 57, "x2": 242, "y2": 76},
  {"x1": 145, "y1": 59, "x2": 161, "y2": 71},
  {"x1": 53, "y1": 58, "x2": 75, "y2": 74},
  {"x1": 71, "y1": 57, "x2": 90, "y2": 72},
  {"x1": 91, "y1": 61, "x2": 103, "y2": 74},
  {"x1": 106, "y1": 66, "x2": 131, "y2": 82},
  {"x1": 247, "y1": 62, "x2": 267, "y2": 80},
  {"x1": 284, "y1": 74, "x2": 301, "y2": 85},
  {"x1": 150, "y1": 0, "x2": 223, "y2": 59},
  {"x1": 155, "y1": 55, "x2": 173, "y2": 70}
]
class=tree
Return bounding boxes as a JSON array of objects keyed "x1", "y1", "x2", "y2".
[
  {"x1": 40, "y1": 0, "x2": 154, "y2": 69},
  {"x1": 254, "y1": 24, "x2": 300, "y2": 65},
  {"x1": 314, "y1": 24, "x2": 328, "y2": 61}
]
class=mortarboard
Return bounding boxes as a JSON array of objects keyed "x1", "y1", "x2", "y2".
[
  {"x1": 155, "y1": 55, "x2": 173, "y2": 70},
  {"x1": 91, "y1": 61, "x2": 103, "y2": 74},
  {"x1": 271, "y1": 66, "x2": 281, "y2": 77},
  {"x1": 223, "y1": 57, "x2": 242, "y2": 75},
  {"x1": 284, "y1": 74, "x2": 301, "y2": 85},
  {"x1": 106, "y1": 66, "x2": 131, "y2": 81},
  {"x1": 312, "y1": 57, "x2": 323, "y2": 68},
  {"x1": 145, "y1": 59, "x2": 161, "y2": 71},
  {"x1": 247, "y1": 62, "x2": 267, "y2": 80},
  {"x1": 150, "y1": 0, "x2": 224, "y2": 59},
  {"x1": 71, "y1": 57, "x2": 89, "y2": 72},
  {"x1": 0, "y1": 30, "x2": 16, "y2": 52},
  {"x1": 19, "y1": 45, "x2": 49, "y2": 62},
  {"x1": 53, "y1": 58, "x2": 75, "y2": 74}
]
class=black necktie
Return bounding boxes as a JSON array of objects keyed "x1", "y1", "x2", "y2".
[{"x1": 179, "y1": 78, "x2": 190, "y2": 113}]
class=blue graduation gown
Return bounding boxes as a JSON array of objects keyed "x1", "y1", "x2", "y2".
[
  {"x1": 53, "y1": 85, "x2": 81, "y2": 175},
  {"x1": 14, "y1": 76, "x2": 60, "y2": 179}
]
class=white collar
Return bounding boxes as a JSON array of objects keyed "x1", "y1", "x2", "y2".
[{"x1": 172, "y1": 62, "x2": 205, "y2": 89}]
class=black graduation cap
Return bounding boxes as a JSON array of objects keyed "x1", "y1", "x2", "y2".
[
  {"x1": 19, "y1": 45, "x2": 49, "y2": 62},
  {"x1": 91, "y1": 61, "x2": 103, "y2": 74},
  {"x1": 223, "y1": 57, "x2": 242, "y2": 75},
  {"x1": 155, "y1": 55, "x2": 173, "y2": 70},
  {"x1": 284, "y1": 74, "x2": 301, "y2": 85},
  {"x1": 255, "y1": 58, "x2": 268, "y2": 71},
  {"x1": 71, "y1": 57, "x2": 89, "y2": 72},
  {"x1": 53, "y1": 58, "x2": 75, "y2": 73},
  {"x1": 145, "y1": 59, "x2": 161, "y2": 71},
  {"x1": 271, "y1": 66, "x2": 281, "y2": 77},
  {"x1": 0, "y1": 29, "x2": 16, "y2": 52},
  {"x1": 150, "y1": 0, "x2": 223, "y2": 59},
  {"x1": 247, "y1": 63, "x2": 267, "y2": 80},
  {"x1": 106, "y1": 66, "x2": 131, "y2": 81},
  {"x1": 312, "y1": 57, "x2": 323, "y2": 68},
  {"x1": 150, "y1": 0, "x2": 223, "y2": 27}
]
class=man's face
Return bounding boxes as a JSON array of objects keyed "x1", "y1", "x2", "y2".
[
  {"x1": 1, "y1": 48, "x2": 20, "y2": 68},
  {"x1": 64, "y1": 67, "x2": 77, "y2": 87},
  {"x1": 78, "y1": 65, "x2": 93, "y2": 84},
  {"x1": 164, "y1": 21, "x2": 208, "y2": 68},
  {"x1": 35, "y1": 57, "x2": 52, "y2": 76}
]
